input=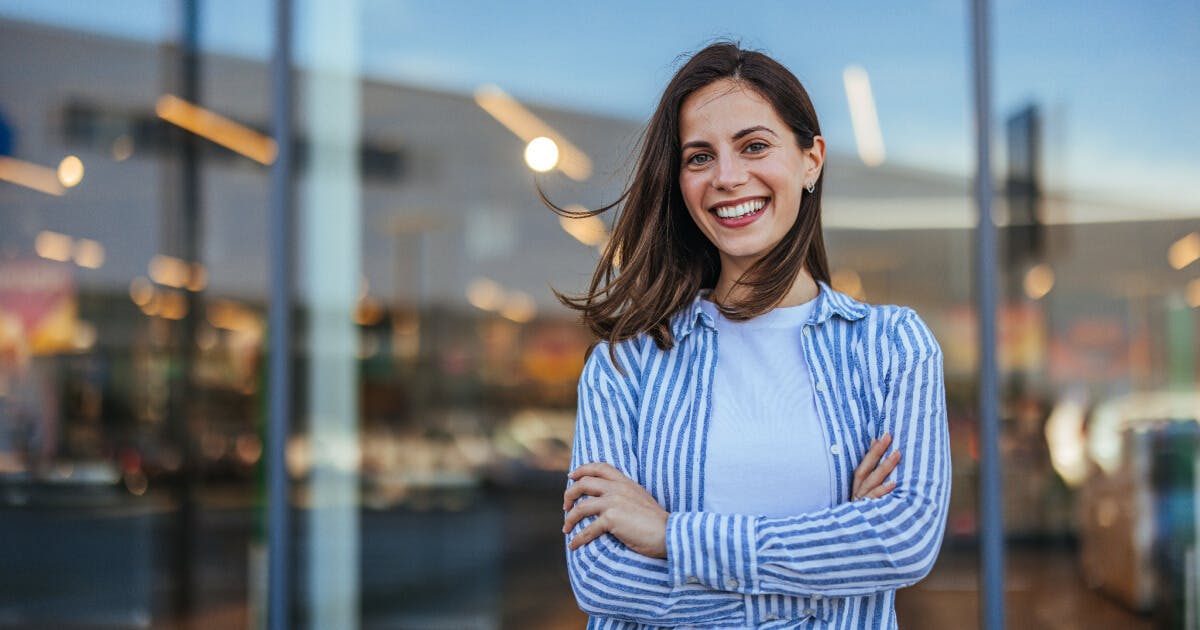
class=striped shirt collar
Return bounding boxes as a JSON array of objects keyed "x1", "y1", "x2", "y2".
[{"x1": 671, "y1": 280, "x2": 870, "y2": 342}]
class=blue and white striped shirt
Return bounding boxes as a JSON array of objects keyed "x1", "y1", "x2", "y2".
[{"x1": 566, "y1": 282, "x2": 951, "y2": 629}]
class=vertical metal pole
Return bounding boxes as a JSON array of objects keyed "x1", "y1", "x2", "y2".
[
  {"x1": 971, "y1": 1, "x2": 1006, "y2": 629},
  {"x1": 267, "y1": 1, "x2": 293, "y2": 629},
  {"x1": 168, "y1": 0, "x2": 200, "y2": 619}
]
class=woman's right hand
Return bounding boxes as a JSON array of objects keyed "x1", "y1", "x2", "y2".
[{"x1": 851, "y1": 433, "x2": 901, "y2": 502}]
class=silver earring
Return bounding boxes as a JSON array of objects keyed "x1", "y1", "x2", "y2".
[{"x1": 806, "y1": 180, "x2": 816, "y2": 194}]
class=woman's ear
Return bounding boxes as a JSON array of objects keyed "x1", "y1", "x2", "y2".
[{"x1": 806, "y1": 135, "x2": 827, "y2": 182}]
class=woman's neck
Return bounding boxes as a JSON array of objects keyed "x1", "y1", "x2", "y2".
[{"x1": 711, "y1": 267, "x2": 819, "y2": 309}]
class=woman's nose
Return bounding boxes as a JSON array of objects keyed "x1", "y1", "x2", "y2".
[{"x1": 712, "y1": 156, "x2": 748, "y2": 190}]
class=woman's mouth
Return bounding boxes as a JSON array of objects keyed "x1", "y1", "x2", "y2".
[{"x1": 710, "y1": 197, "x2": 769, "y2": 227}]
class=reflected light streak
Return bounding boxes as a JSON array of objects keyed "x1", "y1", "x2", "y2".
[
  {"x1": 73, "y1": 239, "x2": 105, "y2": 269},
  {"x1": 558, "y1": 207, "x2": 608, "y2": 247},
  {"x1": 1187, "y1": 279, "x2": 1200, "y2": 309},
  {"x1": 473, "y1": 84, "x2": 592, "y2": 180},
  {"x1": 57, "y1": 155, "x2": 84, "y2": 187},
  {"x1": 186, "y1": 263, "x2": 207, "y2": 292},
  {"x1": 1168, "y1": 232, "x2": 1200, "y2": 270},
  {"x1": 842, "y1": 66, "x2": 886, "y2": 167},
  {"x1": 155, "y1": 94, "x2": 277, "y2": 165},
  {"x1": 0, "y1": 156, "x2": 65, "y2": 196},
  {"x1": 34, "y1": 231, "x2": 73, "y2": 262},
  {"x1": 1023, "y1": 263, "x2": 1055, "y2": 300},
  {"x1": 149, "y1": 254, "x2": 191, "y2": 288}
]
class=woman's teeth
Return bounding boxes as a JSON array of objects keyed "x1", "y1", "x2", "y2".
[{"x1": 715, "y1": 198, "x2": 766, "y2": 219}]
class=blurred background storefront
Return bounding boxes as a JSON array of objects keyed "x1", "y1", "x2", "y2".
[{"x1": 0, "y1": 1, "x2": 1196, "y2": 629}]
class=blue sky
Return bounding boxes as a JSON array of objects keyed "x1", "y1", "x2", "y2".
[{"x1": 2, "y1": 0, "x2": 1197, "y2": 209}]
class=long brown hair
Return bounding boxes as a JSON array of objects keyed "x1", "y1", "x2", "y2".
[{"x1": 543, "y1": 41, "x2": 830, "y2": 355}]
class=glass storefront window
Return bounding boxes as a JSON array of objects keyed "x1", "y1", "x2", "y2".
[{"x1": 0, "y1": 2, "x2": 1195, "y2": 629}]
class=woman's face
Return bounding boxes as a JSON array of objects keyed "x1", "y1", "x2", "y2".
[{"x1": 678, "y1": 79, "x2": 823, "y2": 277}]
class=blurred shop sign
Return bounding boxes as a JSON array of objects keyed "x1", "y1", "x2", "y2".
[{"x1": 0, "y1": 258, "x2": 77, "y2": 354}]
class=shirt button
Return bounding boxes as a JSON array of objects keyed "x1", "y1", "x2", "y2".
[
  {"x1": 803, "y1": 608, "x2": 815, "y2": 616},
  {"x1": 830, "y1": 444, "x2": 842, "y2": 456},
  {"x1": 725, "y1": 578, "x2": 739, "y2": 589},
  {"x1": 764, "y1": 613, "x2": 778, "y2": 621},
  {"x1": 813, "y1": 593, "x2": 823, "y2": 600},
  {"x1": 815, "y1": 381, "x2": 827, "y2": 392},
  {"x1": 686, "y1": 576, "x2": 699, "y2": 584}
]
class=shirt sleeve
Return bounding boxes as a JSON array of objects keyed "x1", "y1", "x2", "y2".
[
  {"x1": 664, "y1": 308, "x2": 952, "y2": 597},
  {"x1": 565, "y1": 340, "x2": 749, "y2": 626}
]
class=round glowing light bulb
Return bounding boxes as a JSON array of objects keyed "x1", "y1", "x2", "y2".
[
  {"x1": 524, "y1": 136, "x2": 559, "y2": 172},
  {"x1": 58, "y1": 155, "x2": 84, "y2": 188}
]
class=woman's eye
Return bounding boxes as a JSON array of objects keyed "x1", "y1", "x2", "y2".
[
  {"x1": 687, "y1": 153, "x2": 712, "y2": 165},
  {"x1": 746, "y1": 141, "x2": 769, "y2": 153}
]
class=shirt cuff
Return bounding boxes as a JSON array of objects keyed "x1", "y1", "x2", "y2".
[{"x1": 666, "y1": 511, "x2": 758, "y2": 593}]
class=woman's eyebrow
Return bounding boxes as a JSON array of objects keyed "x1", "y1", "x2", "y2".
[
  {"x1": 732, "y1": 125, "x2": 778, "y2": 140},
  {"x1": 681, "y1": 126, "x2": 779, "y2": 152}
]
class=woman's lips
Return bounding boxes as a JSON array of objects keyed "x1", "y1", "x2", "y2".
[{"x1": 711, "y1": 198, "x2": 769, "y2": 228}]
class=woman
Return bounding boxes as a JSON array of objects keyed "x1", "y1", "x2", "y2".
[{"x1": 551, "y1": 42, "x2": 951, "y2": 629}]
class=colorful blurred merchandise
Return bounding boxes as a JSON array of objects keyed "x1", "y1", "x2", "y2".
[
  {"x1": 0, "y1": 258, "x2": 78, "y2": 355},
  {"x1": 1078, "y1": 393, "x2": 1199, "y2": 618}
]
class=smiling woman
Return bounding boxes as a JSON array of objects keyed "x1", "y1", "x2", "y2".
[{"x1": 544, "y1": 42, "x2": 950, "y2": 630}]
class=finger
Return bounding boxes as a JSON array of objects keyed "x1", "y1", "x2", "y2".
[
  {"x1": 563, "y1": 498, "x2": 605, "y2": 533},
  {"x1": 856, "y1": 451, "x2": 901, "y2": 497},
  {"x1": 569, "y1": 461, "x2": 626, "y2": 482},
  {"x1": 864, "y1": 480, "x2": 897, "y2": 499},
  {"x1": 563, "y1": 477, "x2": 611, "y2": 508},
  {"x1": 568, "y1": 519, "x2": 609, "y2": 550},
  {"x1": 853, "y1": 435, "x2": 890, "y2": 486}
]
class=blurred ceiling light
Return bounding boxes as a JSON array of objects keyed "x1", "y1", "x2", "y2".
[
  {"x1": 1187, "y1": 278, "x2": 1200, "y2": 309},
  {"x1": 558, "y1": 207, "x2": 608, "y2": 247},
  {"x1": 524, "y1": 136, "x2": 560, "y2": 172},
  {"x1": 1023, "y1": 263, "x2": 1055, "y2": 300},
  {"x1": 207, "y1": 299, "x2": 262, "y2": 334},
  {"x1": 842, "y1": 65, "x2": 886, "y2": 167},
  {"x1": 158, "y1": 291, "x2": 189, "y2": 320},
  {"x1": 0, "y1": 156, "x2": 65, "y2": 196},
  {"x1": 72, "y1": 320, "x2": 98, "y2": 351},
  {"x1": 831, "y1": 269, "x2": 865, "y2": 300},
  {"x1": 111, "y1": 134, "x2": 134, "y2": 162},
  {"x1": 57, "y1": 155, "x2": 84, "y2": 188},
  {"x1": 473, "y1": 84, "x2": 592, "y2": 180},
  {"x1": 500, "y1": 291, "x2": 537, "y2": 323},
  {"x1": 129, "y1": 277, "x2": 155, "y2": 307},
  {"x1": 186, "y1": 263, "x2": 208, "y2": 292},
  {"x1": 73, "y1": 238, "x2": 105, "y2": 269},
  {"x1": 34, "y1": 230, "x2": 73, "y2": 262},
  {"x1": 1167, "y1": 231, "x2": 1200, "y2": 270},
  {"x1": 1043, "y1": 392, "x2": 1089, "y2": 487},
  {"x1": 149, "y1": 254, "x2": 191, "y2": 288},
  {"x1": 141, "y1": 292, "x2": 161, "y2": 317},
  {"x1": 155, "y1": 94, "x2": 277, "y2": 165},
  {"x1": 466, "y1": 277, "x2": 504, "y2": 311}
]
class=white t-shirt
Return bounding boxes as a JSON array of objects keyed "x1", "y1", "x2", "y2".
[{"x1": 699, "y1": 297, "x2": 835, "y2": 518}]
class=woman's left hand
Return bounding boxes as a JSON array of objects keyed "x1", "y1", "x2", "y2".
[{"x1": 563, "y1": 462, "x2": 669, "y2": 558}]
